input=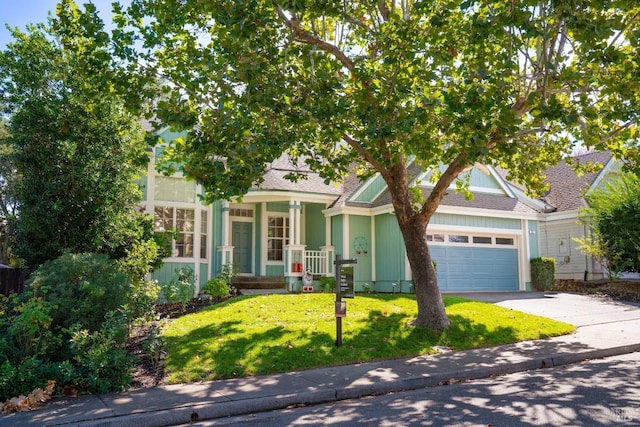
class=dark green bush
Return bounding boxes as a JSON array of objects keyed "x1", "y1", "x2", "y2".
[
  {"x1": 69, "y1": 311, "x2": 134, "y2": 394},
  {"x1": 26, "y1": 253, "x2": 131, "y2": 336},
  {"x1": 202, "y1": 277, "x2": 230, "y2": 299},
  {"x1": 531, "y1": 257, "x2": 555, "y2": 291},
  {"x1": 0, "y1": 253, "x2": 136, "y2": 400}
]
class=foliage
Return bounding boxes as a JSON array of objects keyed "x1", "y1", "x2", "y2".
[
  {"x1": 55, "y1": 0, "x2": 640, "y2": 329},
  {"x1": 320, "y1": 276, "x2": 336, "y2": 293},
  {"x1": 202, "y1": 278, "x2": 230, "y2": 300},
  {"x1": 0, "y1": 253, "x2": 136, "y2": 400},
  {"x1": 577, "y1": 173, "x2": 640, "y2": 277},
  {"x1": 530, "y1": 257, "x2": 556, "y2": 291},
  {"x1": 202, "y1": 263, "x2": 237, "y2": 299},
  {"x1": 0, "y1": 22, "x2": 150, "y2": 270},
  {"x1": 160, "y1": 294, "x2": 574, "y2": 384},
  {"x1": 159, "y1": 267, "x2": 196, "y2": 308},
  {"x1": 26, "y1": 253, "x2": 130, "y2": 342},
  {"x1": 68, "y1": 311, "x2": 134, "y2": 394},
  {"x1": 0, "y1": 121, "x2": 19, "y2": 266}
]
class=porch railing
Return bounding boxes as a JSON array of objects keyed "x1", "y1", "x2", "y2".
[{"x1": 305, "y1": 250, "x2": 328, "y2": 275}]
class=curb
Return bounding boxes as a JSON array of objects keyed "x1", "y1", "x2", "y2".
[{"x1": 64, "y1": 343, "x2": 640, "y2": 427}]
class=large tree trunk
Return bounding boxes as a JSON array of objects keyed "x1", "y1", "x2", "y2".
[
  {"x1": 384, "y1": 161, "x2": 454, "y2": 331},
  {"x1": 396, "y1": 212, "x2": 450, "y2": 330}
]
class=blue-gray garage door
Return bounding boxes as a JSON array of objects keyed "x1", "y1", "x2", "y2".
[{"x1": 430, "y1": 246, "x2": 519, "y2": 291}]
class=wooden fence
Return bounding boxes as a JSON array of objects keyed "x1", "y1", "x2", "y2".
[{"x1": 0, "y1": 268, "x2": 26, "y2": 296}]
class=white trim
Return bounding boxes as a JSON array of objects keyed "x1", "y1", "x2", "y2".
[
  {"x1": 371, "y1": 217, "x2": 376, "y2": 282},
  {"x1": 542, "y1": 209, "x2": 582, "y2": 221},
  {"x1": 229, "y1": 203, "x2": 256, "y2": 276},
  {"x1": 261, "y1": 203, "x2": 268, "y2": 275},
  {"x1": 343, "y1": 214, "x2": 350, "y2": 259},
  {"x1": 238, "y1": 190, "x2": 338, "y2": 204},
  {"x1": 586, "y1": 157, "x2": 617, "y2": 196}
]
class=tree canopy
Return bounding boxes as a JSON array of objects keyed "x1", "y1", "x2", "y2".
[
  {"x1": 55, "y1": 0, "x2": 640, "y2": 329},
  {"x1": 0, "y1": 22, "x2": 150, "y2": 270}
]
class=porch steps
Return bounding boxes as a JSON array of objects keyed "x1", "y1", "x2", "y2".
[{"x1": 232, "y1": 276, "x2": 286, "y2": 290}]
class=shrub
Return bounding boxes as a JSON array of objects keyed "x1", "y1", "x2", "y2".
[
  {"x1": 202, "y1": 278, "x2": 230, "y2": 299},
  {"x1": 26, "y1": 253, "x2": 131, "y2": 335},
  {"x1": 69, "y1": 311, "x2": 133, "y2": 394},
  {"x1": 531, "y1": 257, "x2": 555, "y2": 291},
  {"x1": 320, "y1": 276, "x2": 336, "y2": 293},
  {"x1": 159, "y1": 267, "x2": 196, "y2": 308}
]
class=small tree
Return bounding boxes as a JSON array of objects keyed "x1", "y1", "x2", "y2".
[
  {"x1": 0, "y1": 121, "x2": 19, "y2": 266},
  {"x1": 577, "y1": 173, "x2": 640, "y2": 278},
  {"x1": 0, "y1": 24, "x2": 150, "y2": 270}
]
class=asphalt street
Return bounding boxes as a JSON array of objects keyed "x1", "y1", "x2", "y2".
[{"x1": 185, "y1": 352, "x2": 640, "y2": 426}]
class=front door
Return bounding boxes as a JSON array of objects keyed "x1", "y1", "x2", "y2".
[{"x1": 232, "y1": 222, "x2": 253, "y2": 274}]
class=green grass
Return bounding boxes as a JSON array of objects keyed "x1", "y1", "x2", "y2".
[{"x1": 161, "y1": 294, "x2": 575, "y2": 384}]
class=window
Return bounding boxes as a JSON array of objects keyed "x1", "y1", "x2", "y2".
[
  {"x1": 267, "y1": 216, "x2": 289, "y2": 261},
  {"x1": 473, "y1": 236, "x2": 492, "y2": 244},
  {"x1": 154, "y1": 176, "x2": 196, "y2": 203},
  {"x1": 448, "y1": 235, "x2": 469, "y2": 243},
  {"x1": 153, "y1": 206, "x2": 195, "y2": 258},
  {"x1": 426, "y1": 233, "x2": 445, "y2": 242},
  {"x1": 200, "y1": 210, "x2": 208, "y2": 259},
  {"x1": 229, "y1": 208, "x2": 253, "y2": 218},
  {"x1": 496, "y1": 237, "x2": 514, "y2": 245}
]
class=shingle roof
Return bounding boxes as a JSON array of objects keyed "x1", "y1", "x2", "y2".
[
  {"x1": 541, "y1": 151, "x2": 612, "y2": 212},
  {"x1": 251, "y1": 155, "x2": 343, "y2": 196}
]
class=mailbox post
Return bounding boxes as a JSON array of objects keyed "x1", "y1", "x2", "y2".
[{"x1": 334, "y1": 254, "x2": 357, "y2": 347}]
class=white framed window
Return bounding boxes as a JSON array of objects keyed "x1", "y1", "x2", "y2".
[
  {"x1": 426, "y1": 232, "x2": 516, "y2": 248},
  {"x1": 153, "y1": 205, "x2": 195, "y2": 258},
  {"x1": 154, "y1": 176, "x2": 196, "y2": 203},
  {"x1": 267, "y1": 216, "x2": 289, "y2": 261}
]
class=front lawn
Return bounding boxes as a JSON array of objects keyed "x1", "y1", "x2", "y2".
[{"x1": 161, "y1": 294, "x2": 574, "y2": 384}]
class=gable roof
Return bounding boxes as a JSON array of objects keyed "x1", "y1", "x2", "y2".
[
  {"x1": 251, "y1": 155, "x2": 343, "y2": 196},
  {"x1": 541, "y1": 151, "x2": 613, "y2": 212}
]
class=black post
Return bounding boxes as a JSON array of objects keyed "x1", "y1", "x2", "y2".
[{"x1": 335, "y1": 254, "x2": 342, "y2": 347}]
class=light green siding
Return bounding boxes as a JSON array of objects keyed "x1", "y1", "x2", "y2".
[
  {"x1": 137, "y1": 174, "x2": 147, "y2": 201},
  {"x1": 331, "y1": 216, "x2": 344, "y2": 257},
  {"x1": 305, "y1": 203, "x2": 326, "y2": 250},
  {"x1": 211, "y1": 200, "x2": 225, "y2": 277},
  {"x1": 349, "y1": 215, "x2": 372, "y2": 290},
  {"x1": 266, "y1": 265, "x2": 284, "y2": 276},
  {"x1": 153, "y1": 262, "x2": 196, "y2": 287},
  {"x1": 374, "y1": 214, "x2": 405, "y2": 291},
  {"x1": 266, "y1": 202, "x2": 289, "y2": 213},
  {"x1": 199, "y1": 264, "x2": 209, "y2": 288},
  {"x1": 351, "y1": 174, "x2": 385, "y2": 203},
  {"x1": 430, "y1": 213, "x2": 521, "y2": 230},
  {"x1": 420, "y1": 166, "x2": 503, "y2": 191}
]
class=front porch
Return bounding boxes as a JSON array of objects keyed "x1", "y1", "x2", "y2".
[{"x1": 215, "y1": 198, "x2": 336, "y2": 291}]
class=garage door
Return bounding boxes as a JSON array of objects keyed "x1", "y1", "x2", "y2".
[{"x1": 430, "y1": 245, "x2": 519, "y2": 291}]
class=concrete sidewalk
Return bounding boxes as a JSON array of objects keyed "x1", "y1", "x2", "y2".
[{"x1": 5, "y1": 292, "x2": 640, "y2": 427}]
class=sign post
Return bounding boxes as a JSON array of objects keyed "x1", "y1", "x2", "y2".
[{"x1": 334, "y1": 254, "x2": 357, "y2": 347}]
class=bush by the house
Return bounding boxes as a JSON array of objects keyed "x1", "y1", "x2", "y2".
[
  {"x1": 530, "y1": 257, "x2": 555, "y2": 291},
  {"x1": 0, "y1": 253, "x2": 136, "y2": 401},
  {"x1": 159, "y1": 267, "x2": 196, "y2": 308}
]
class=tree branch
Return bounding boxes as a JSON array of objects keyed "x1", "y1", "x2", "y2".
[
  {"x1": 342, "y1": 134, "x2": 391, "y2": 181},
  {"x1": 378, "y1": 0, "x2": 390, "y2": 21},
  {"x1": 418, "y1": 153, "x2": 469, "y2": 222},
  {"x1": 274, "y1": 2, "x2": 355, "y2": 71}
]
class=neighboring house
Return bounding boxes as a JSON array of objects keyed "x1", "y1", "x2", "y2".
[
  {"x1": 140, "y1": 127, "x2": 618, "y2": 293},
  {"x1": 536, "y1": 151, "x2": 618, "y2": 281}
]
